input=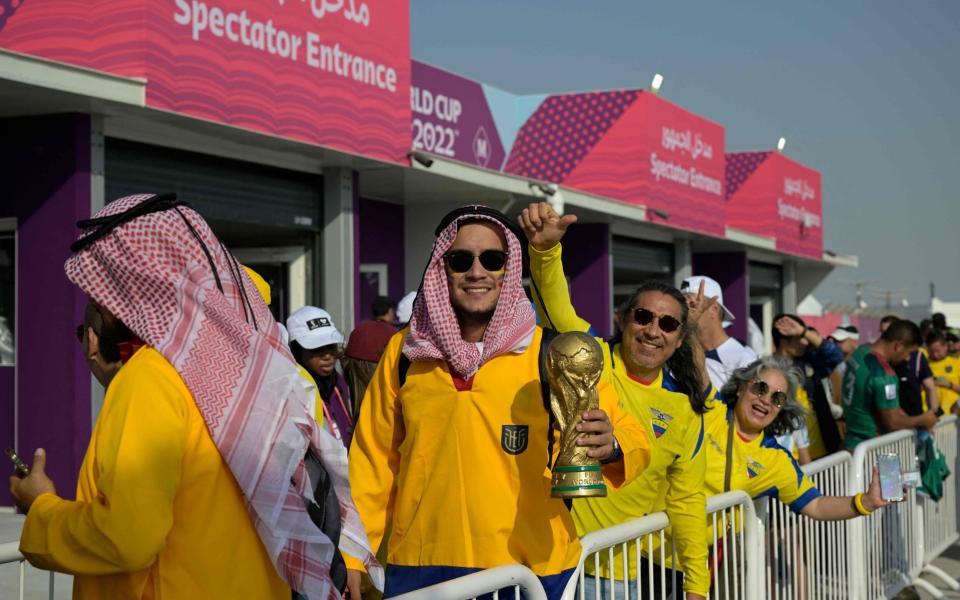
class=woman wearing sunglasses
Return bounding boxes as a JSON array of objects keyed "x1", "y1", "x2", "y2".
[{"x1": 707, "y1": 355, "x2": 889, "y2": 520}]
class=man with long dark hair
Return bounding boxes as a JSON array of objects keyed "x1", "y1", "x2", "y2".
[{"x1": 521, "y1": 201, "x2": 710, "y2": 599}]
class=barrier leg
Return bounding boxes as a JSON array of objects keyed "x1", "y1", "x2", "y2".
[
  {"x1": 912, "y1": 576, "x2": 946, "y2": 599},
  {"x1": 921, "y1": 564, "x2": 960, "y2": 591}
]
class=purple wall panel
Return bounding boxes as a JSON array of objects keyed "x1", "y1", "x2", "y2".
[
  {"x1": 693, "y1": 251, "x2": 749, "y2": 344},
  {"x1": 1, "y1": 114, "x2": 92, "y2": 498},
  {"x1": 562, "y1": 223, "x2": 612, "y2": 339},
  {"x1": 357, "y1": 197, "x2": 405, "y2": 321}
]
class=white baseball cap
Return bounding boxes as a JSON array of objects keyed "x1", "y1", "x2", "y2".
[
  {"x1": 286, "y1": 306, "x2": 344, "y2": 349},
  {"x1": 681, "y1": 275, "x2": 736, "y2": 323},
  {"x1": 396, "y1": 291, "x2": 417, "y2": 324},
  {"x1": 830, "y1": 326, "x2": 859, "y2": 342}
]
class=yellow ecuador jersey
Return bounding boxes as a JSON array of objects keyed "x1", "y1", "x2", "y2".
[
  {"x1": 702, "y1": 400, "x2": 821, "y2": 512},
  {"x1": 346, "y1": 328, "x2": 650, "y2": 597},
  {"x1": 20, "y1": 347, "x2": 289, "y2": 600},
  {"x1": 795, "y1": 386, "x2": 828, "y2": 459},
  {"x1": 929, "y1": 356, "x2": 960, "y2": 415},
  {"x1": 529, "y1": 243, "x2": 709, "y2": 596}
]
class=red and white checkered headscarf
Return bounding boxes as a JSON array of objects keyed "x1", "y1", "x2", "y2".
[
  {"x1": 404, "y1": 211, "x2": 536, "y2": 377},
  {"x1": 65, "y1": 194, "x2": 382, "y2": 598}
]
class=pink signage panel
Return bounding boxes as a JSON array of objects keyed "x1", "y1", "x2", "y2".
[
  {"x1": 726, "y1": 152, "x2": 823, "y2": 259},
  {"x1": 0, "y1": 0, "x2": 411, "y2": 163},
  {"x1": 504, "y1": 91, "x2": 726, "y2": 237}
]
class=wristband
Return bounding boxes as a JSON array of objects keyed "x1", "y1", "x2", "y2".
[
  {"x1": 601, "y1": 436, "x2": 622, "y2": 464},
  {"x1": 854, "y1": 492, "x2": 872, "y2": 516}
]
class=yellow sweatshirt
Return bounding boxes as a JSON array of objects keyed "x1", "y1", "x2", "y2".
[
  {"x1": 20, "y1": 347, "x2": 289, "y2": 599},
  {"x1": 529, "y1": 242, "x2": 710, "y2": 596},
  {"x1": 346, "y1": 327, "x2": 650, "y2": 596}
]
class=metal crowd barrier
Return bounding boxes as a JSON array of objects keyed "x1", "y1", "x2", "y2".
[
  {"x1": 761, "y1": 450, "x2": 853, "y2": 600},
  {"x1": 391, "y1": 564, "x2": 548, "y2": 600},
  {"x1": 706, "y1": 490, "x2": 764, "y2": 600},
  {"x1": 0, "y1": 541, "x2": 55, "y2": 600},
  {"x1": 849, "y1": 429, "x2": 925, "y2": 599},
  {"x1": 918, "y1": 417, "x2": 960, "y2": 596},
  {"x1": 559, "y1": 511, "x2": 672, "y2": 600}
]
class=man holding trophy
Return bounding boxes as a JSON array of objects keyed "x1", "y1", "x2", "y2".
[{"x1": 345, "y1": 205, "x2": 650, "y2": 598}]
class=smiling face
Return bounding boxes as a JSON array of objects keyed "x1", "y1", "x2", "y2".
[
  {"x1": 446, "y1": 222, "x2": 507, "y2": 325},
  {"x1": 620, "y1": 291, "x2": 685, "y2": 375},
  {"x1": 734, "y1": 367, "x2": 788, "y2": 436}
]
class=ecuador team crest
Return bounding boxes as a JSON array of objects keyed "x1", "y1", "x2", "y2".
[
  {"x1": 501, "y1": 425, "x2": 529, "y2": 455},
  {"x1": 747, "y1": 458, "x2": 765, "y2": 479},
  {"x1": 650, "y1": 407, "x2": 674, "y2": 439}
]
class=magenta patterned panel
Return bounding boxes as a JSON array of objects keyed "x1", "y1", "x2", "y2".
[
  {"x1": 0, "y1": 0, "x2": 411, "y2": 164},
  {"x1": 503, "y1": 90, "x2": 640, "y2": 182},
  {"x1": 726, "y1": 151, "x2": 770, "y2": 199}
]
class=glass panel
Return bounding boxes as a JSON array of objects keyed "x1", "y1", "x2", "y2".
[{"x1": 0, "y1": 234, "x2": 14, "y2": 364}]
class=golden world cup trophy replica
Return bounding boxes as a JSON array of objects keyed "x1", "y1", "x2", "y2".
[{"x1": 546, "y1": 331, "x2": 607, "y2": 498}]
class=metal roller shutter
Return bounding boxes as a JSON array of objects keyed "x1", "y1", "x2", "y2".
[
  {"x1": 105, "y1": 138, "x2": 322, "y2": 230},
  {"x1": 611, "y1": 236, "x2": 673, "y2": 277}
]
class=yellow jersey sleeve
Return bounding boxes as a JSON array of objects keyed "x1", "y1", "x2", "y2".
[
  {"x1": 528, "y1": 242, "x2": 594, "y2": 334},
  {"x1": 345, "y1": 331, "x2": 407, "y2": 572},
  {"x1": 597, "y1": 380, "x2": 651, "y2": 489},
  {"x1": 20, "y1": 352, "x2": 188, "y2": 574},
  {"x1": 664, "y1": 414, "x2": 709, "y2": 596},
  {"x1": 766, "y1": 440, "x2": 821, "y2": 512}
]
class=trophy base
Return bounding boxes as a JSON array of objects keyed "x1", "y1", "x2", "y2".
[{"x1": 551, "y1": 464, "x2": 607, "y2": 498}]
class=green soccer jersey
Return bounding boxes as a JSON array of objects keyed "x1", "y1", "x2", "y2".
[{"x1": 842, "y1": 344, "x2": 901, "y2": 450}]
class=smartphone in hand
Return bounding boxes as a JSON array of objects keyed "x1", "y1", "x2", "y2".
[
  {"x1": 5, "y1": 448, "x2": 30, "y2": 477},
  {"x1": 878, "y1": 453, "x2": 904, "y2": 502}
]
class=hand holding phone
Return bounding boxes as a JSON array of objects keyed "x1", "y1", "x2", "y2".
[
  {"x1": 5, "y1": 448, "x2": 30, "y2": 477},
  {"x1": 878, "y1": 453, "x2": 904, "y2": 502}
]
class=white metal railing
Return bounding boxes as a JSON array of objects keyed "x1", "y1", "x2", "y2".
[
  {"x1": 560, "y1": 511, "x2": 673, "y2": 600},
  {"x1": 761, "y1": 450, "x2": 852, "y2": 600},
  {"x1": 919, "y1": 417, "x2": 960, "y2": 595},
  {"x1": 0, "y1": 540, "x2": 56, "y2": 600},
  {"x1": 849, "y1": 429, "x2": 923, "y2": 599},
  {"x1": 391, "y1": 564, "x2": 548, "y2": 600},
  {"x1": 705, "y1": 490, "x2": 764, "y2": 600}
]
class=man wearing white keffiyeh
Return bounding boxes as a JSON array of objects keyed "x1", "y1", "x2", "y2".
[
  {"x1": 9, "y1": 193, "x2": 381, "y2": 599},
  {"x1": 346, "y1": 205, "x2": 650, "y2": 599}
]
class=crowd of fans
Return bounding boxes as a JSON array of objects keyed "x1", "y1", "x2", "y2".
[{"x1": 7, "y1": 195, "x2": 944, "y2": 600}]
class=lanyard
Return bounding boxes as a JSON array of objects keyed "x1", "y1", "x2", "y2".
[{"x1": 321, "y1": 386, "x2": 353, "y2": 441}]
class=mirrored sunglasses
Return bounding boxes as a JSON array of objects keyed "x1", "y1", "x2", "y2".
[
  {"x1": 632, "y1": 308, "x2": 683, "y2": 333},
  {"x1": 443, "y1": 249, "x2": 507, "y2": 274},
  {"x1": 750, "y1": 380, "x2": 787, "y2": 408}
]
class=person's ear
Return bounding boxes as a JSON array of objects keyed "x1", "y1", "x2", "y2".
[{"x1": 85, "y1": 326, "x2": 101, "y2": 360}]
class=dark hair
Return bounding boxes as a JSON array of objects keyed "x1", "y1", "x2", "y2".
[
  {"x1": 933, "y1": 312, "x2": 948, "y2": 331},
  {"x1": 372, "y1": 296, "x2": 397, "y2": 318},
  {"x1": 771, "y1": 313, "x2": 806, "y2": 348},
  {"x1": 840, "y1": 325, "x2": 859, "y2": 334},
  {"x1": 880, "y1": 315, "x2": 899, "y2": 327},
  {"x1": 720, "y1": 356, "x2": 806, "y2": 437},
  {"x1": 926, "y1": 329, "x2": 947, "y2": 347},
  {"x1": 85, "y1": 303, "x2": 132, "y2": 364},
  {"x1": 881, "y1": 319, "x2": 921, "y2": 346},
  {"x1": 614, "y1": 280, "x2": 707, "y2": 414}
]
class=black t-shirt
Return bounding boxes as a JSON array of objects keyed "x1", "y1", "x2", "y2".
[{"x1": 896, "y1": 350, "x2": 933, "y2": 416}]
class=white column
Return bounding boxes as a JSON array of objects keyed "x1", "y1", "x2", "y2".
[
  {"x1": 322, "y1": 168, "x2": 356, "y2": 335},
  {"x1": 782, "y1": 260, "x2": 797, "y2": 313}
]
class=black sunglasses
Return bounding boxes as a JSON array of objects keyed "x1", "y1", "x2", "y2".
[
  {"x1": 749, "y1": 380, "x2": 787, "y2": 408},
  {"x1": 443, "y1": 249, "x2": 507, "y2": 274},
  {"x1": 632, "y1": 308, "x2": 683, "y2": 333}
]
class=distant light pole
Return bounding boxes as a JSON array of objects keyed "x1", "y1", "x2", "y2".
[{"x1": 650, "y1": 73, "x2": 664, "y2": 95}]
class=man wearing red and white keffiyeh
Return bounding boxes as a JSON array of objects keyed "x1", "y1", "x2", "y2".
[
  {"x1": 346, "y1": 206, "x2": 650, "y2": 599},
  {"x1": 9, "y1": 194, "x2": 381, "y2": 599}
]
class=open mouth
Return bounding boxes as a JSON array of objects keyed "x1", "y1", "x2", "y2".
[
  {"x1": 750, "y1": 402, "x2": 770, "y2": 420},
  {"x1": 636, "y1": 337, "x2": 663, "y2": 350},
  {"x1": 463, "y1": 285, "x2": 492, "y2": 295}
]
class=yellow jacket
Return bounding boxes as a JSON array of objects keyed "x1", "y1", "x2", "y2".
[
  {"x1": 19, "y1": 347, "x2": 289, "y2": 599},
  {"x1": 346, "y1": 327, "x2": 650, "y2": 592},
  {"x1": 529, "y1": 242, "x2": 710, "y2": 595}
]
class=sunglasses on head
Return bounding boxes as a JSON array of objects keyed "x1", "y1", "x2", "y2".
[
  {"x1": 443, "y1": 249, "x2": 507, "y2": 274},
  {"x1": 632, "y1": 308, "x2": 683, "y2": 333},
  {"x1": 749, "y1": 380, "x2": 787, "y2": 408}
]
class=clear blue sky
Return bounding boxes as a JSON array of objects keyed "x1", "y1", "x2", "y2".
[{"x1": 410, "y1": 1, "x2": 960, "y2": 308}]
